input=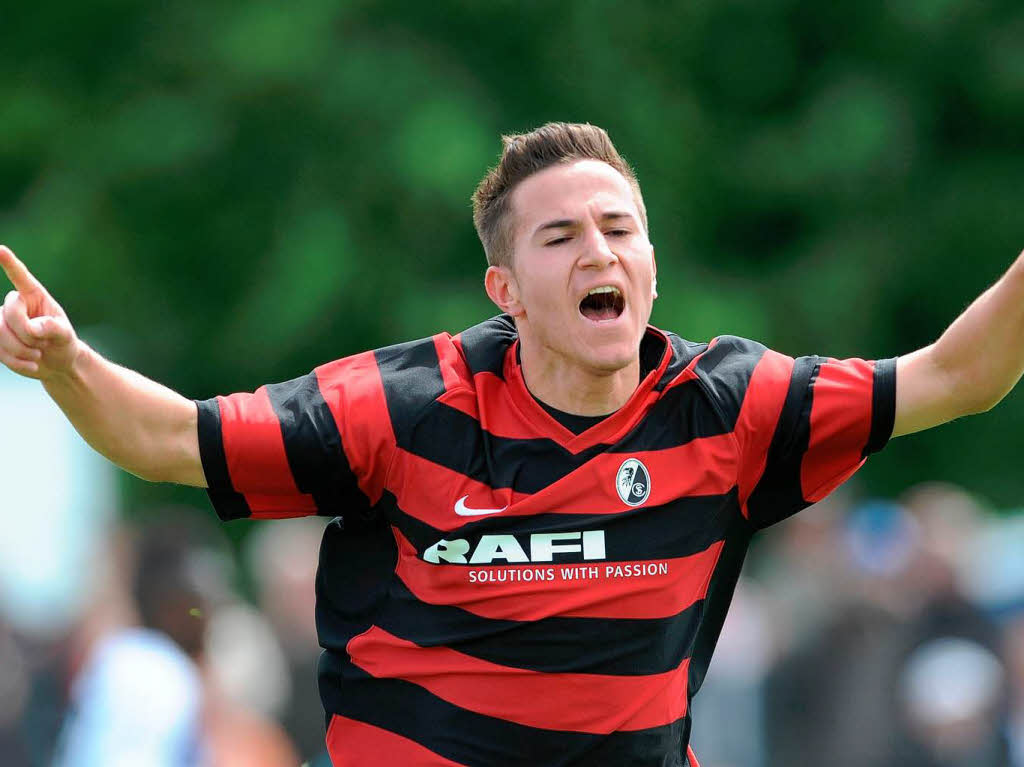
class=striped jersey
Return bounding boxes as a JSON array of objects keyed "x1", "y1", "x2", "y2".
[{"x1": 194, "y1": 315, "x2": 897, "y2": 766}]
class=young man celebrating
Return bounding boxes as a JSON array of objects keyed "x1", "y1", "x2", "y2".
[{"x1": 2, "y1": 123, "x2": 1023, "y2": 766}]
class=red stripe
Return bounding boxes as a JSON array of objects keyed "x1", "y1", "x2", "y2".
[
  {"x1": 219, "y1": 387, "x2": 298, "y2": 494},
  {"x1": 394, "y1": 529, "x2": 724, "y2": 621},
  {"x1": 347, "y1": 626, "x2": 689, "y2": 734},
  {"x1": 802, "y1": 358, "x2": 874, "y2": 502},
  {"x1": 733, "y1": 350, "x2": 794, "y2": 516},
  {"x1": 315, "y1": 351, "x2": 396, "y2": 504},
  {"x1": 326, "y1": 714, "x2": 465, "y2": 767},
  {"x1": 688, "y1": 745, "x2": 701, "y2": 767},
  {"x1": 389, "y1": 449, "x2": 530, "y2": 531}
]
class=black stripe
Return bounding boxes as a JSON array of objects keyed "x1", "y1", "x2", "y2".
[
  {"x1": 654, "y1": 334, "x2": 707, "y2": 392},
  {"x1": 685, "y1": 507, "x2": 752, "y2": 698},
  {"x1": 863, "y1": 357, "x2": 897, "y2": 457},
  {"x1": 265, "y1": 372, "x2": 368, "y2": 517},
  {"x1": 382, "y1": 488, "x2": 739, "y2": 564},
  {"x1": 315, "y1": 515, "x2": 398, "y2": 646},
  {"x1": 375, "y1": 335, "x2": 447, "y2": 433},
  {"x1": 374, "y1": 578, "x2": 702, "y2": 676},
  {"x1": 319, "y1": 654, "x2": 689, "y2": 766},
  {"x1": 193, "y1": 398, "x2": 251, "y2": 521},
  {"x1": 459, "y1": 314, "x2": 517, "y2": 378},
  {"x1": 691, "y1": 335, "x2": 768, "y2": 429},
  {"x1": 745, "y1": 355, "x2": 821, "y2": 529}
]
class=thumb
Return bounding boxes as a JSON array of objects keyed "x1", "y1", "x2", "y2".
[{"x1": 30, "y1": 316, "x2": 72, "y2": 342}]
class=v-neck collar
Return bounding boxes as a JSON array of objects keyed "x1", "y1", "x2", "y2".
[{"x1": 502, "y1": 326, "x2": 673, "y2": 452}]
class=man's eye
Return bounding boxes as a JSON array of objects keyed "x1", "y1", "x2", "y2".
[
  {"x1": 545, "y1": 237, "x2": 571, "y2": 246},
  {"x1": 606, "y1": 229, "x2": 630, "y2": 237}
]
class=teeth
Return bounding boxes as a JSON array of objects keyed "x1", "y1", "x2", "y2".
[{"x1": 587, "y1": 286, "x2": 621, "y2": 296}]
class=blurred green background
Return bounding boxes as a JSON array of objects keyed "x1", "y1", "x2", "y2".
[{"x1": 2, "y1": 0, "x2": 1023, "y2": 516}]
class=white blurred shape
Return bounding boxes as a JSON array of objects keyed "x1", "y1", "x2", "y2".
[
  {"x1": 53, "y1": 628, "x2": 204, "y2": 767},
  {"x1": 0, "y1": 365, "x2": 117, "y2": 637},
  {"x1": 205, "y1": 603, "x2": 292, "y2": 718},
  {"x1": 900, "y1": 637, "x2": 1004, "y2": 726}
]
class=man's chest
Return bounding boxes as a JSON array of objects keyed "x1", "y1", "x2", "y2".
[{"x1": 380, "y1": 426, "x2": 740, "y2": 620}]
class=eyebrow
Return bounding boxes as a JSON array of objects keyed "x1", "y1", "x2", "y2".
[{"x1": 533, "y1": 211, "x2": 635, "y2": 237}]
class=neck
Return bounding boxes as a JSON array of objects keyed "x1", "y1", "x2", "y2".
[{"x1": 518, "y1": 338, "x2": 641, "y2": 416}]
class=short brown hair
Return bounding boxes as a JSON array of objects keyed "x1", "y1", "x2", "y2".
[{"x1": 472, "y1": 122, "x2": 648, "y2": 267}]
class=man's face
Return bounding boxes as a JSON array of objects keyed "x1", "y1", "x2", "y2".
[{"x1": 492, "y1": 159, "x2": 656, "y2": 374}]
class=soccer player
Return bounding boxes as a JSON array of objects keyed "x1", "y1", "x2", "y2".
[{"x1": 2, "y1": 122, "x2": 1023, "y2": 766}]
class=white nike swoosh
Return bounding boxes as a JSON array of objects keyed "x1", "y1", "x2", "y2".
[{"x1": 454, "y1": 495, "x2": 508, "y2": 517}]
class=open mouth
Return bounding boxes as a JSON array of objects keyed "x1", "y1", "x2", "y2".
[{"x1": 579, "y1": 286, "x2": 625, "y2": 322}]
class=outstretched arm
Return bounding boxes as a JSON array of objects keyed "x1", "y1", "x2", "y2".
[
  {"x1": 0, "y1": 245, "x2": 205, "y2": 486},
  {"x1": 894, "y1": 250, "x2": 1024, "y2": 437}
]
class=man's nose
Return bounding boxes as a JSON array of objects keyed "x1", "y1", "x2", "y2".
[{"x1": 578, "y1": 227, "x2": 618, "y2": 269}]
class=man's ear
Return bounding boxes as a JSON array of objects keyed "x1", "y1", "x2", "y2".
[
  {"x1": 485, "y1": 264, "x2": 525, "y2": 317},
  {"x1": 651, "y1": 247, "x2": 658, "y2": 300}
]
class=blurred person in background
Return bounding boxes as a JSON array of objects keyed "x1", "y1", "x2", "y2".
[
  {"x1": 3, "y1": 118, "x2": 1024, "y2": 766},
  {"x1": 51, "y1": 513, "x2": 300, "y2": 767},
  {"x1": 202, "y1": 597, "x2": 301, "y2": 767},
  {"x1": 957, "y1": 507, "x2": 1024, "y2": 765},
  {"x1": 51, "y1": 516, "x2": 216, "y2": 766},
  {"x1": 245, "y1": 517, "x2": 331, "y2": 764},
  {"x1": 764, "y1": 490, "x2": 1011, "y2": 767},
  {"x1": 0, "y1": 617, "x2": 34, "y2": 765}
]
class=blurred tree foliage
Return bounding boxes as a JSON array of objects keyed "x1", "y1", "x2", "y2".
[{"x1": 2, "y1": 0, "x2": 1023, "y2": 513}]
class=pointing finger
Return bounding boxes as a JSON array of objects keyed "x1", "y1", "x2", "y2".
[{"x1": 0, "y1": 245, "x2": 47, "y2": 298}]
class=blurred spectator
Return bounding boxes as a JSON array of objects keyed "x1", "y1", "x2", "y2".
[
  {"x1": 689, "y1": 579, "x2": 775, "y2": 767},
  {"x1": 763, "y1": 490, "x2": 1011, "y2": 767},
  {"x1": 202, "y1": 602, "x2": 299, "y2": 767},
  {"x1": 51, "y1": 515, "x2": 219, "y2": 766},
  {"x1": 245, "y1": 518, "x2": 328, "y2": 763},
  {"x1": 50, "y1": 510, "x2": 300, "y2": 767},
  {"x1": 0, "y1": 618, "x2": 31, "y2": 763},
  {"x1": 897, "y1": 634, "x2": 1008, "y2": 766}
]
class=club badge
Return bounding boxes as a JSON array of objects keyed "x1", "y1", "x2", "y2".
[{"x1": 616, "y1": 458, "x2": 651, "y2": 507}]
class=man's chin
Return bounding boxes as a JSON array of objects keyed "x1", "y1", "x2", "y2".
[{"x1": 576, "y1": 344, "x2": 640, "y2": 375}]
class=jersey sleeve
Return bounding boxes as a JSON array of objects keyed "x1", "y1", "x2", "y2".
[
  {"x1": 194, "y1": 350, "x2": 396, "y2": 521},
  {"x1": 695, "y1": 335, "x2": 897, "y2": 530}
]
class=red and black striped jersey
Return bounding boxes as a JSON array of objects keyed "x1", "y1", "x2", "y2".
[{"x1": 194, "y1": 315, "x2": 896, "y2": 767}]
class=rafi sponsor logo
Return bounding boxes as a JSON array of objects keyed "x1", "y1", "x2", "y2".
[
  {"x1": 421, "y1": 529, "x2": 672, "y2": 585},
  {"x1": 423, "y1": 530, "x2": 606, "y2": 564},
  {"x1": 616, "y1": 458, "x2": 651, "y2": 506}
]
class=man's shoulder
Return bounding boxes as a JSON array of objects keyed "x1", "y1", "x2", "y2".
[
  {"x1": 372, "y1": 314, "x2": 515, "y2": 381},
  {"x1": 359, "y1": 315, "x2": 515, "y2": 429}
]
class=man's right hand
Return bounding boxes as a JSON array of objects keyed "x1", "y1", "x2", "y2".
[
  {"x1": 0, "y1": 245, "x2": 81, "y2": 381},
  {"x1": 0, "y1": 244, "x2": 204, "y2": 485}
]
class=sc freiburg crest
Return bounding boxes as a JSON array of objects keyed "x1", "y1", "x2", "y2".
[{"x1": 616, "y1": 458, "x2": 651, "y2": 507}]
